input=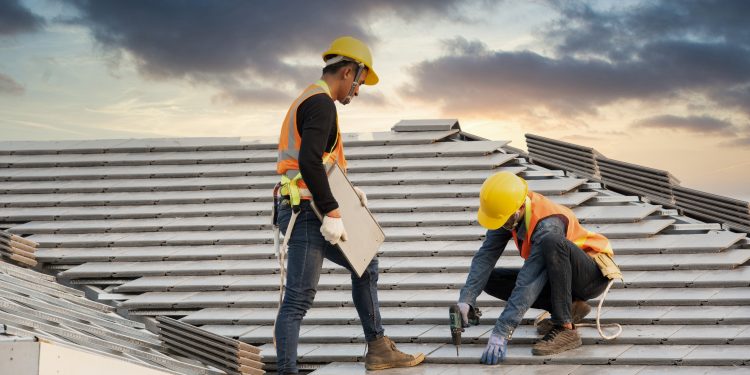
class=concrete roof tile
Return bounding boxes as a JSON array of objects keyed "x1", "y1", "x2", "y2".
[{"x1": 2, "y1": 126, "x2": 749, "y2": 372}]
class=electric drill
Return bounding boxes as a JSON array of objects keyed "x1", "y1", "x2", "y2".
[{"x1": 449, "y1": 304, "x2": 482, "y2": 356}]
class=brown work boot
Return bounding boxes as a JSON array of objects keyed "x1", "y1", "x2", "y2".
[
  {"x1": 532, "y1": 325, "x2": 582, "y2": 356},
  {"x1": 536, "y1": 300, "x2": 591, "y2": 335},
  {"x1": 364, "y1": 336, "x2": 425, "y2": 370}
]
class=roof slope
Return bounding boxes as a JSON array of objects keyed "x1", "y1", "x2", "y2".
[
  {"x1": 0, "y1": 260, "x2": 223, "y2": 374},
  {"x1": 0, "y1": 119, "x2": 748, "y2": 373}
]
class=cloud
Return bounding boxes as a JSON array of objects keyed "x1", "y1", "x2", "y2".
[
  {"x1": 211, "y1": 87, "x2": 292, "y2": 107},
  {"x1": 722, "y1": 136, "x2": 750, "y2": 148},
  {"x1": 358, "y1": 89, "x2": 388, "y2": 107},
  {"x1": 403, "y1": 0, "x2": 750, "y2": 124},
  {"x1": 405, "y1": 39, "x2": 750, "y2": 117},
  {"x1": 712, "y1": 85, "x2": 750, "y2": 116},
  {"x1": 0, "y1": 0, "x2": 45, "y2": 36},
  {"x1": 546, "y1": 0, "x2": 750, "y2": 59},
  {"x1": 632, "y1": 114, "x2": 738, "y2": 136},
  {"x1": 442, "y1": 36, "x2": 490, "y2": 56},
  {"x1": 63, "y1": 0, "x2": 469, "y2": 105},
  {"x1": 0, "y1": 73, "x2": 24, "y2": 95}
]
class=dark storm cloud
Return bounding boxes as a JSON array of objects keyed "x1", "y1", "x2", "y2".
[
  {"x1": 64, "y1": 0, "x2": 467, "y2": 105},
  {"x1": 404, "y1": 0, "x2": 750, "y2": 128},
  {"x1": 405, "y1": 38, "x2": 750, "y2": 117},
  {"x1": 0, "y1": 73, "x2": 24, "y2": 95},
  {"x1": 547, "y1": 0, "x2": 750, "y2": 59},
  {"x1": 632, "y1": 115, "x2": 738, "y2": 136},
  {"x1": 0, "y1": 0, "x2": 45, "y2": 35}
]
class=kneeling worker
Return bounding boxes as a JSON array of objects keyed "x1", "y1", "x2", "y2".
[
  {"x1": 457, "y1": 172, "x2": 615, "y2": 364},
  {"x1": 274, "y1": 36, "x2": 424, "y2": 374}
]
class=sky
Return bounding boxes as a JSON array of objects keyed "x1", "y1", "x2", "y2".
[{"x1": 0, "y1": 0, "x2": 748, "y2": 201}]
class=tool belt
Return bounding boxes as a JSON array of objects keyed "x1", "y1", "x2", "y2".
[{"x1": 592, "y1": 252, "x2": 622, "y2": 280}]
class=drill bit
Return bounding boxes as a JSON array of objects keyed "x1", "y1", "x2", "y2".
[{"x1": 448, "y1": 304, "x2": 463, "y2": 357}]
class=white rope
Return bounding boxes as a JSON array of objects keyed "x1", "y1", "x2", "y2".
[
  {"x1": 272, "y1": 210, "x2": 298, "y2": 347},
  {"x1": 576, "y1": 279, "x2": 623, "y2": 340},
  {"x1": 533, "y1": 278, "x2": 623, "y2": 340}
]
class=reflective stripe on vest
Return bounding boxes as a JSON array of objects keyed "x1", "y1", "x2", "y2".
[
  {"x1": 512, "y1": 191, "x2": 613, "y2": 259},
  {"x1": 276, "y1": 80, "x2": 347, "y2": 203}
]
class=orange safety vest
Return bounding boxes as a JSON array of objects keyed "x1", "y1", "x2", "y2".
[
  {"x1": 512, "y1": 191, "x2": 614, "y2": 259},
  {"x1": 277, "y1": 80, "x2": 347, "y2": 194}
]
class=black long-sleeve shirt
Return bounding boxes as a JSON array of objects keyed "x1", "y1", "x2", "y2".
[{"x1": 297, "y1": 93, "x2": 339, "y2": 214}]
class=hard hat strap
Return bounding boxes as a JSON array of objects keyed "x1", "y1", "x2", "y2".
[{"x1": 341, "y1": 62, "x2": 365, "y2": 105}]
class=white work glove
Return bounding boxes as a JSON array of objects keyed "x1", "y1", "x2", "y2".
[
  {"x1": 480, "y1": 332, "x2": 508, "y2": 365},
  {"x1": 457, "y1": 302, "x2": 471, "y2": 326},
  {"x1": 321, "y1": 215, "x2": 348, "y2": 245},
  {"x1": 353, "y1": 186, "x2": 368, "y2": 207}
]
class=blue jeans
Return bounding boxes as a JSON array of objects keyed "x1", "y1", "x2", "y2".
[
  {"x1": 459, "y1": 217, "x2": 607, "y2": 338},
  {"x1": 484, "y1": 232, "x2": 609, "y2": 336},
  {"x1": 488, "y1": 235, "x2": 549, "y2": 338},
  {"x1": 275, "y1": 200, "x2": 384, "y2": 374}
]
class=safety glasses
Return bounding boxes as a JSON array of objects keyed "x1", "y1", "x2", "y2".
[{"x1": 501, "y1": 206, "x2": 524, "y2": 231}]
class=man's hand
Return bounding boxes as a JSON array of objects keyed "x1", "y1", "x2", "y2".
[
  {"x1": 456, "y1": 302, "x2": 471, "y2": 327},
  {"x1": 353, "y1": 186, "x2": 368, "y2": 207},
  {"x1": 480, "y1": 333, "x2": 508, "y2": 365},
  {"x1": 321, "y1": 215, "x2": 348, "y2": 244}
]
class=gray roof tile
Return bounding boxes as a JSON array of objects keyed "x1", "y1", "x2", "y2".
[
  {"x1": 547, "y1": 344, "x2": 633, "y2": 365},
  {"x1": 2, "y1": 126, "x2": 749, "y2": 372},
  {"x1": 0, "y1": 260, "x2": 220, "y2": 374},
  {"x1": 614, "y1": 345, "x2": 697, "y2": 365},
  {"x1": 667, "y1": 325, "x2": 748, "y2": 344}
]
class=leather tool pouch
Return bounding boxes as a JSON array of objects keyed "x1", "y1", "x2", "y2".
[{"x1": 593, "y1": 253, "x2": 622, "y2": 280}]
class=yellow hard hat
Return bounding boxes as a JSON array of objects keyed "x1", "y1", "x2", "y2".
[
  {"x1": 322, "y1": 36, "x2": 379, "y2": 86},
  {"x1": 477, "y1": 172, "x2": 529, "y2": 230}
]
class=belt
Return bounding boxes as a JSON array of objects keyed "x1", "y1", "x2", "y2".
[{"x1": 280, "y1": 188, "x2": 312, "y2": 199}]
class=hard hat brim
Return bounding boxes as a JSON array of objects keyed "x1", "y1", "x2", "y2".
[
  {"x1": 477, "y1": 207, "x2": 509, "y2": 230},
  {"x1": 364, "y1": 69, "x2": 378, "y2": 85}
]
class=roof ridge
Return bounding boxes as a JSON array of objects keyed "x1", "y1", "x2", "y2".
[{"x1": 525, "y1": 133, "x2": 749, "y2": 233}]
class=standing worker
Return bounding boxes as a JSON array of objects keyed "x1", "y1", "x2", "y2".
[
  {"x1": 456, "y1": 172, "x2": 617, "y2": 364},
  {"x1": 274, "y1": 36, "x2": 425, "y2": 374}
]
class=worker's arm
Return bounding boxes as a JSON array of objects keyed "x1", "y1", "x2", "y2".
[
  {"x1": 458, "y1": 228, "x2": 512, "y2": 307},
  {"x1": 491, "y1": 216, "x2": 567, "y2": 338},
  {"x1": 298, "y1": 94, "x2": 339, "y2": 215}
]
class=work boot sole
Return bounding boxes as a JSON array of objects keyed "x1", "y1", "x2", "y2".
[
  {"x1": 532, "y1": 332, "x2": 582, "y2": 356},
  {"x1": 365, "y1": 353, "x2": 425, "y2": 371},
  {"x1": 536, "y1": 301, "x2": 592, "y2": 335}
]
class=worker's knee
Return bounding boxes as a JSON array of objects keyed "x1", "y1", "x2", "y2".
[
  {"x1": 353, "y1": 258, "x2": 379, "y2": 282},
  {"x1": 282, "y1": 287, "x2": 316, "y2": 313}
]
